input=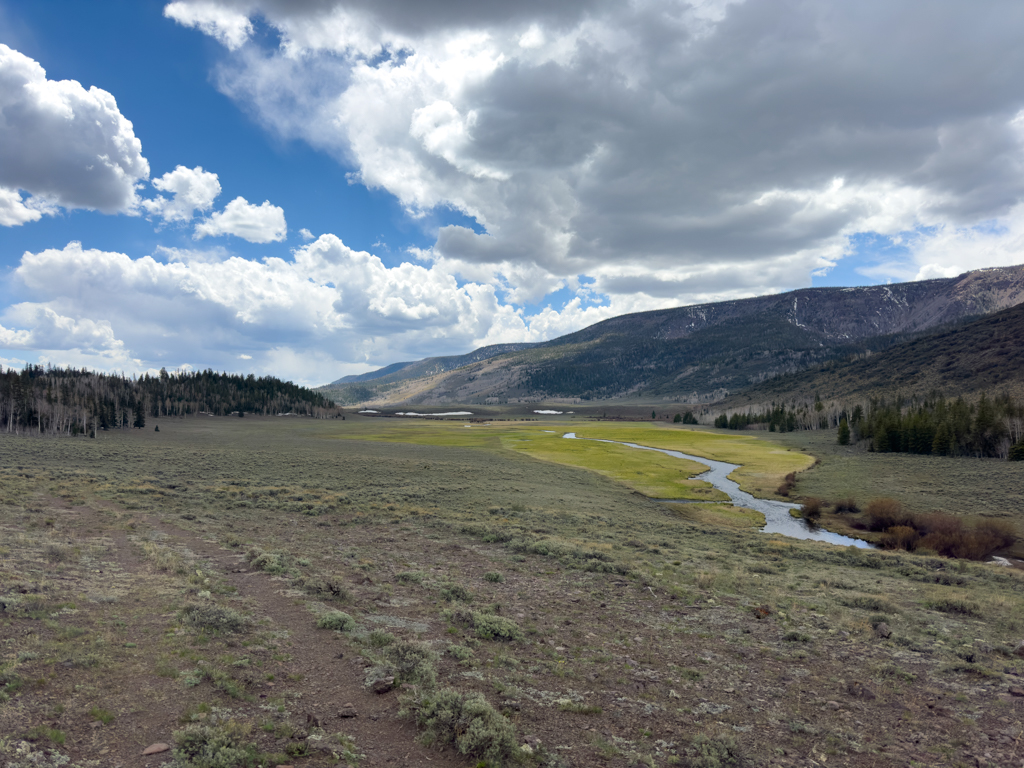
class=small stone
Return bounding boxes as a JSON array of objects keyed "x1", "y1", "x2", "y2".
[
  {"x1": 826, "y1": 700, "x2": 841, "y2": 710},
  {"x1": 1008, "y1": 686, "x2": 1024, "y2": 697},
  {"x1": 142, "y1": 743, "x2": 171, "y2": 756},
  {"x1": 874, "y1": 623, "x2": 892, "y2": 639},
  {"x1": 339, "y1": 704, "x2": 358, "y2": 718},
  {"x1": 524, "y1": 735, "x2": 541, "y2": 748},
  {"x1": 372, "y1": 676, "x2": 395, "y2": 694}
]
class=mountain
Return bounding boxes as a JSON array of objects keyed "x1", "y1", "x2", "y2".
[
  {"x1": 327, "y1": 343, "x2": 538, "y2": 388},
  {"x1": 318, "y1": 265, "x2": 1024, "y2": 405},
  {"x1": 733, "y1": 299, "x2": 1024, "y2": 404}
]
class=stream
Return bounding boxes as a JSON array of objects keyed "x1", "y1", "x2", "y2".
[{"x1": 562, "y1": 433, "x2": 872, "y2": 548}]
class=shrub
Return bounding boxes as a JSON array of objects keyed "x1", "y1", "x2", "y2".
[
  {"x1": 407, "y1": 688, "x2": 518, "y2": 767},
  {"x1": 294, "y1": 574, "x2": 348, "y2": 601},
  {"x1": 833, "y1": 497, "x2": 860, "y2": 514},
  {"x1": 382, "y1": 640, "x2": 438, "y2": 687},
  {"x1": 925, "y1": 598, "x2": 981, "y2": 617},
  {"x1": 439, "y1": 583, "x2": 473, "y2": 602},
  {"x1": 316, "y1": 611, "x2": 355, "y2": 631},
  {"x1": 799, "y1": 498, "x2": 822, "y2": 522},
  {"x1": 865, "y1": 498, "x2": 913, "y2": 531},
  {"x1": 367, "y1": 629, "x2": 396, "y2": 648},
  {"x1": 245, "y1": 548, "x2": 286, "y2": 574},
  {"x1": 445, "y1": 608, "x2": 523, "y2": 641},
  {"x1": 483, "y1": 572, "x2": 504, "y2": 583},
  {"x1": 179, "y1": 604, "x2": 249, "y2": 634},
  {"x1": 879, "y1": 525, "x2": 919, "y2": 551},
  {"x1": 447, "y1": 644, "x2": 474, "y2": 661},
  {"x1": 776, "y1": 472, "x2": 796, "y2": 497},
  {"x1": 172, "y1": 723, "x2": 261, "y2": 768},
  {"x1": 396, "y1": 571, "x2": 424, "y2": 584},
  {"x1": 686, "y1": 732, "x2": 744, "y2": 768}
]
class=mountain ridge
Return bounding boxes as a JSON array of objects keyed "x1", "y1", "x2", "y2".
[{"x1": 319, "y1": 265, "x2": 1024, "y2": 405}]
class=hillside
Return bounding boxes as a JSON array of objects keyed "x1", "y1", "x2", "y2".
[
  {"x1": 320, "y1": 265, "x2": 1024, "y2": 405},
  {"x1": 733, "y1": 300, "x2": 1024, "y2": 404}
]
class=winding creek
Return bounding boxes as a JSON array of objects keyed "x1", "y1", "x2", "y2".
[{"x1": 562, "y1": 433, "x2": 872, "y2": 548}]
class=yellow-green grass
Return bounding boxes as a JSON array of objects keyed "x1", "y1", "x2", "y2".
[
  {"x1": 565, "y1": 422, "x2": 813, "y2": 497},
  {"x1": 331, "y1": 418, "x2": 810, "y2": 502},
  {"x1": 502, "y1": 430, "x2": 728, "y2": 500},
  {"x1": 665, "y1": 502, "x2": 766, "y2": 529}
]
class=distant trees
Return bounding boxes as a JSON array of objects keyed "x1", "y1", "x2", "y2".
[
  {"x1": 0, "y1": 365, "x2": 340, "y2": 436},
  {"x1": 709, "y1": 391, "x2": 1023, "y2": 459},
  {"x1": 855, "y1": 392, "x2": 1021, "y2": 458}
]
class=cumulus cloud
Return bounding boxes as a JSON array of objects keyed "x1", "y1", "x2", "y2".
[
  {"x1": 194, "y1": 196, "x2": 287, "y2": 242},
  {"x1": 163, "y1": 1, "x2": 254, "y2": 50},
  {"x1": 143, "y1": 165, "x2": 222, "y2": 223},
  {"x1": 5, "y1": 238, "x2": 625, "y2": 383},
  {"x1": 163, "y1": 0, "x2": 1024, "y2": 304},
  {"x1": 0, "y1": 43, "x2": 149, "y2": 220}
]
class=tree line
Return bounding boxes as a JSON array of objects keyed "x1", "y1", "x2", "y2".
[
  {"x1": 848, "y1": 392, "x2": 1024, "y2": 459},
  {"x1": 706, "y1": 391, "x2": 1024, "y2": 460},
  {"x1": 0, "y1": 365, "x2": 340, "y2": 436}
]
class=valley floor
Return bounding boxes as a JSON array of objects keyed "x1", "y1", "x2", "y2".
[{"x1": 1, "y1": 417, "x2": 1022, "y2": 767}]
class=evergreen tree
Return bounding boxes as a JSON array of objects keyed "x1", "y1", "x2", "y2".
[{"x1": 837, "y1": 417, "x2": 850, "y2": 445}]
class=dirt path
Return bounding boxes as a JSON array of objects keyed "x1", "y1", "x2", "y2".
[{"x1": 1, "y1": 497, "x2": 465, "y2": 768}]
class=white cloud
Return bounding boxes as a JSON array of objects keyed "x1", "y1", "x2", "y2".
[
  {"x1": 298, "y1": 227, "x2": 314, "y2": 241},
  {"x1": 6, "y1": 237, "x2": 638, "y2": 384},
  {"x1": 164, "y1": 0, "x2": 1024, "y2": 306},
  {"x1": 0, "y1": 43, "x2": 149, "y2": 220},
  {"x1": 0, "y1": 186, "x2": 43, "y2": 226},
  {"x1": 194, "y1": 196, "x2": 287, "y2": 243},
  {"x1": 143, "y1": 165, "x2": 222, "y2": 223},
  {"x1": 163, "y1": 1, "x2": 254, "y2": 50}
]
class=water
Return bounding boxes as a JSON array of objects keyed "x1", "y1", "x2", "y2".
[{"x1": 562, "y1": 433, "x2": 872, "y2": 548}]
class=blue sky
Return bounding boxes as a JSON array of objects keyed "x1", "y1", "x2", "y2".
[{"x1": 2, "y1": 1, "x2": 1024, "y2": 385}]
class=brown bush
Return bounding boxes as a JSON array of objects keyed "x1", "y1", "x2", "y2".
[
  {"x1": 833, "y1": 498, "x2": 860, "y2": 514},
  {"x1": 973, "y1": 518, "x2": 1017, "y2": 549},
  {"x1": 800, "y1": 497, "x2": 823, "y2": 521},
  {"x1": 865, "y1": 498, "x2": 914, "y2": 531},
  {"x1": 879, "y1": 525, "x2": 919, "y2": 551},
  {"x1": 777, "y1": 472, "x2": 796, "y2": 497},
  {"x1": 914, "y1": 514, "x2": 1016, "y2": 560}
]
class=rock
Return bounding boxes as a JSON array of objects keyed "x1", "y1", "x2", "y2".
[
  {"x1": 142, "y1": 743, "x2": 171, "y2": 755},
  {"x1": 826, "y1": 700, "x2": 842, "y2": 710},
  {"x1": 874, "y1": 623, "x2": 892, "y2": 639},
  {"x1": 1013, "y1": 641, "x2": 1024, "y2": 658},
  {"x1": 338, "y1": 704, "x2": 358, "y2": 718},
  {"x1": 524, "y1": 735, "x2": 541, "y2": 748},
  {"x1": 371, "y1": 676, "x2": 395, "y2": 694},
  {"x1": 1008, "y1": 687, "x2": 1024, "y2": 697}
]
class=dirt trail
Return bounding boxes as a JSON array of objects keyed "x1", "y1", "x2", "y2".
[
  {"x1": 130, "y1": 507, "x2": 463, "y2": 767},
  {"x1": 19, "y1": 499, "x2": 466, "y2": 768}
]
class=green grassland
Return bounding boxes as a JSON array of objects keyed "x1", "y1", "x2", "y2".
[{"x1": 2, "y1": 416, "x2": 1023, "y2": 768}]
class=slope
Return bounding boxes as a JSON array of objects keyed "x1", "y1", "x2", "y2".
[{"x1": 319, "y1": 264, "x2": 1024, "y2": 405}]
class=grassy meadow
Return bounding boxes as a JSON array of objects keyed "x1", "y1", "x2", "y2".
[{"x1": 1, "y1": 414, "x2": 1022, "y2": 768}]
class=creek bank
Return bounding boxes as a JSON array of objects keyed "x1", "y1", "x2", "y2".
[{"x1": 562, "y1": 432, "x2": 872, "y2": 548}]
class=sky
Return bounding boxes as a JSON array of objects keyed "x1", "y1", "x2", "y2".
[{"x1": 2, "y1": 1, "x2": 1024, "y2": 387}]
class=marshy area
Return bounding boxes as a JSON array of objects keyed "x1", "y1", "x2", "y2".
[{"x1": 1, "y1": 415, "x2": 1022, "y2": 767}]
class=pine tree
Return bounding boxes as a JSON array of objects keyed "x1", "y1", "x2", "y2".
[{"x1": 837, "y1": 417, "x2": 850, "y2": 445}]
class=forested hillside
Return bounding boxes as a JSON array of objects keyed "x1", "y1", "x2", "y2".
[{"x1": 0, "y1": 366, "x2": 338, "y2": 436}]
